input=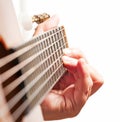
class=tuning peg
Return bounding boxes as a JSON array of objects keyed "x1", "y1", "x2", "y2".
[
  {"x1": 32, "y1": 13, "x2": 50, "y2": 24},
  {"x1": 21, "y1": 13, "x2": 50, "y2": 31}
]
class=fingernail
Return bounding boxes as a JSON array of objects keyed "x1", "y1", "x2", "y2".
[
  {"x1": 62, "y1": 56, "x2": 77, "y2": 65},
  {"x1": 62, "y1": 56, "x2": 72, "y2": 64},
  {"x1": 62, "y1": 56, "x2": 69, "y2": 62},
  {"x1": 79, "y1": 58, "x2": 86, "y2": 64},
  {"x1": 63, "y1": 48, "x2": 72, "y2": 55}
]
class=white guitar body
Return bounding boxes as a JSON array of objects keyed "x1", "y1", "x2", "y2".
[
  {"x1": 22, "y1": 106, "x2": 43, "y2": 122},
  {"x1": 0, "y1": 0, "x2": 44, "y2": 121}
]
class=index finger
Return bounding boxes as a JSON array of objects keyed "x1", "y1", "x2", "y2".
[{"x1": 63, "y1": 48, "x2": 88, "y2": 63}]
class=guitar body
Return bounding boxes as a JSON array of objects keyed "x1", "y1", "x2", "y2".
[
  {"x1": 0, "y1": 0, "x2": 43, "y2": 121},
  {"x1": 0, "y1": 84, "x2": 43, "y2": 122}
]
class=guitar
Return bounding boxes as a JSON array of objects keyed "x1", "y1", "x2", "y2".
[{"x1": 0, "y1": 0, "x2": 68, "y2": 122}]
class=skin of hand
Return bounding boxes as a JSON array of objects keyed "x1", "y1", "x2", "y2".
[{"x1": 34, "y1": 15, "x2": 104, "y2": 120}]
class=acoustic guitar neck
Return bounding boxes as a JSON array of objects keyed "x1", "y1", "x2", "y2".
[{"x1": 0, "y1": 25, "x2": 68, "y2": 121}]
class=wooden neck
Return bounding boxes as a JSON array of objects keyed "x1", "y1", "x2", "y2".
[{"x1": 0, "y1": 26, "x2": 68, "y2": 122}]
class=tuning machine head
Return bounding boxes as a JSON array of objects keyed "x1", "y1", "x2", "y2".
[
  {"x1": 21, "y1": 13, "x2": 50, "y2": 31},
  {"x1": 32, "y1": 13, "x2": 50, "y2": 24}
]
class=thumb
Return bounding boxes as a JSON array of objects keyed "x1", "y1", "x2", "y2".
[{"x1": 34, "y1": 15, "x2": 59, "y2": 36}]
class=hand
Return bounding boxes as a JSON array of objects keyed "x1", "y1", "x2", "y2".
[{"x1": 34, "y1": 15, "x2": 104, "y2": 120}]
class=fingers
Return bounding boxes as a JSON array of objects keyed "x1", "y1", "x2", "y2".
[
  {"x1": 63, "y1": 48, "x2": 88, "y2": 63},
  {"x1": 62, "y1": 55, "x2": 103, "y2": 97},
  {"x1": 62, "y1": 55, "x2": 78, "y2": 72},
  {"x1": 63, "y1": 48, "x2": 104, "y2": 95},
  {"x1": 74, "y1": 59, "x2": 93, "y2": 103},
  {"x1": 63, "y1": 56, "x2": 92, "y2": 93},
  {"x1": 33, "y1": 15, "x2": 59, "y2": 36},
  {"x1": 62, "y1": 56, "x2": 93, "y2": 103}
]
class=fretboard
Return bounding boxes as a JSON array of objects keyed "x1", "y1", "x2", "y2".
[{"x1": 0, "y1": 26, "x2": 68, "y2": 122}]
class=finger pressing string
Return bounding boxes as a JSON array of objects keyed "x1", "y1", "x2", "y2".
[
  {"x1": 62, "y1": 55, "x2": 78, "y2": 73},
  {"x1": 63, "y1": 48, "x2": 88, "y2": 63}
]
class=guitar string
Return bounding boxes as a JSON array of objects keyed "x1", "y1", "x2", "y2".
[
  {"x1": 0, "y1": 26, "x2": 63, "y2": 80},
  {"x1": 3, "y1": 36, "x2": 66, "y2": 96},
  {"x1": 7, "y1": 42, "x2": 66, "y2": 110},
  {"x1": 13, "y1": 63, "x2": 66, "y2": 121},
  {"x1": 1, "y1": 26, "x2": 68, "y2": 120},
  {"x1": 11, "y1": 38, "x2": 67, "y2": 121},
  {"x1": 0, "y1": 27, "x2": 65, "y2": 83},
  {"x1": 0, "y1": 26, "x2": 64, "y2": 68}
]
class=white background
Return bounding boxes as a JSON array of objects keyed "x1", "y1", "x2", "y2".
[{"x1": 13, "y1": 0, "x2": 120, "y2": 122}]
